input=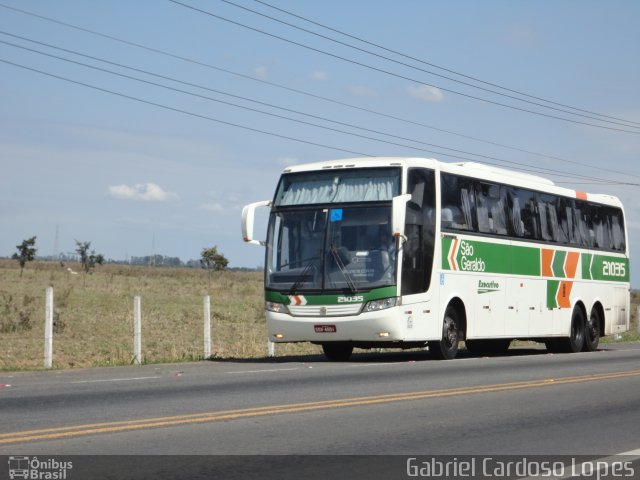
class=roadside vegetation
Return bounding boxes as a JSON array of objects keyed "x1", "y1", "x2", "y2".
[{"x1": 0, "y1": 259, "x2": 320, "y2": 370}]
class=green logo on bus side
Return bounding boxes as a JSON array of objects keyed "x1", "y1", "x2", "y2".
[
  {"x1": 442, "y1": 237, "x2": 539, "y2": 276},
  {"x1": 477, "y1": 280, "x2": 500, "y2": 294}
]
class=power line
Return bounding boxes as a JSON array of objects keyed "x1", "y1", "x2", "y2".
[
  {"x1": 0, "y1": 39, "x2": 514, "y2": 167},
  {"x1": 252, "y1": 0, "x2": 640, "y2": 128},
  {"x1": 3, "y1": 36, "x2": 635, "y2": 186},
  {"x1": 0, "y1": 58, "x2": 374, "y2": 158},
  {"x1": 168, "y1": 0, "x2": 640, "y2": 134},
  {"x1": 0, "y1": 33, "x2": 590, "y2": 177},
  {"x1": 222, "y1": 0, "x2": 640, "y2": 129},
  {"x1": 1, "y1": 3, "x2": 637, "y2": 179}
]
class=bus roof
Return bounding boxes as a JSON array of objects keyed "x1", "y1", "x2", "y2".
[{"x1": 280, "y1": 157, "x2": 623, "y2": 209}]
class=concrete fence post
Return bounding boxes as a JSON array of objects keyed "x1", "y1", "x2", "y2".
[
  {"x1": 44, "y1": 286, "x2": 53, "y2": 369},
  {"x1": 204, "y1": 295, "x2": 212, "y2": 359},
  {"x1": 133, "y1": 296, "x2": 142, "y2": 365},
  {"x1": 267, "y1": 340, "x2": 275, "y2": 358}
]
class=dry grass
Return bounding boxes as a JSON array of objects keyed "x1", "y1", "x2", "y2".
[{"x1": 0, "y1": 259, "x2": 320, "y2": 370}]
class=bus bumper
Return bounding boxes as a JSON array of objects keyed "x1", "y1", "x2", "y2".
[{"x1": 266, "y1": 308, "x2": 406, "y2": 343}]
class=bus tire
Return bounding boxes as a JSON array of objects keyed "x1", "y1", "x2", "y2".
[
  {"x1": 558, "y1": 307, "x2": 586, "y2": 353},
  {"x1": 322, "y1": 343, "x2": 353, "y2": 361},
  {"x1": 466, "y1": 339, "x2": 511, "y2": 356},
  {"x1": 583, "y1": 307, "x2": 601, "y2": 352},
  {"x1": 429, "y1": 306, "x2": 460, "y2": 360}
]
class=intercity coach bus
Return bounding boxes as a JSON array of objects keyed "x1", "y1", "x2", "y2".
[{"x1": 242, "y1": 157, "x2": 630, "y2": 361}]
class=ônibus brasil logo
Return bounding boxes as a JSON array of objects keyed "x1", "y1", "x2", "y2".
[{"x1": 8, "y1": 456, "x2": 73, "y2": 480}]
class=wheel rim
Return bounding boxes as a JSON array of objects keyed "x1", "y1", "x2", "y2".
[{"x1": 443, "y1": 317, "x2": 458, "y2": 350}]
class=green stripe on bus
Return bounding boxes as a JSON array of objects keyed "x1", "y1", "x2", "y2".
[
  {"x1": 265, "y1": 286, "x2": 398, "y2": 305},
  {"x1": 442, "y1": 238, "x2": 540, "y2": 276},
  {"x1": 589, "y1": 254, "x2": 630, "y2": 282},
  {"x1": 441, "y1": 236, "x2": 453, "y2": 270},
  {"x1": 510, "y1": 245, "x2": 541, "y2": 276},
  {"x1": 547, "y1": 280, "x2": 559, "y2": 308},
  {"x1": 582, "y1": 253, "x2": 593, "y2": 280},
  {"x1": 552, "y1": 250, "x2": 566, "y2": 277},
  {"x1": 441, "y1": 237, "x2": 628, "y2": 282}
]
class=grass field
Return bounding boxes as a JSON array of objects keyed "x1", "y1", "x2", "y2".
[
  {"x1": 0, "y1": 259, "x2": 638, "y2": 371},
  {"x1": 0, "y1": 259, "x2": 321, "y2": 370}
]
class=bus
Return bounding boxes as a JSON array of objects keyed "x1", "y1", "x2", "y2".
[{"x1": 242, "y1": 157, "x2": 630, "y2": 361}]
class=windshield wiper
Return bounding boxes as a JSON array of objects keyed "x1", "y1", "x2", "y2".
[
  {"x1": 329, "y1": 244, "x2": 358, "y2": 294},
  {"x1": 288, "y1": 258, "x2": 317, "y2": 295}
]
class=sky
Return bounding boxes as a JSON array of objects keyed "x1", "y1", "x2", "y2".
[{"x1": 1, "y1": 1, "x2": 639, "y2": 284}]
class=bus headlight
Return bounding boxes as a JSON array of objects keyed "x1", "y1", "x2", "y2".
[
  {"x1": 364, "y1": 297, "x2": 398, "y2": 312},
  {"x1": 266, "y1": 301, "x2": 290, "y2": 314}
]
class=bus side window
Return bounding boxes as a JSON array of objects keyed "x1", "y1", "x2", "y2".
[
  {"x1": 573, "y1": 201, "x2": 590, "y2": 248},
  {"x1": 537, "y1": 193, "x2": 558, "y2": 243},
  {"x1": 440, "y1": 173, "x2": 476, "y2": 232},
  {"x1": 611, "y1": 209, "x2": 625, "y2": 251},
  {"x1": 476, "y1": 182, "x2": 507, "y2": 235},
  {"x1": 588, "y1": 204, "x2": 606, "y2": 249},
  {"x1": 508, "y1": 188, "x2": 537, "y2": 239}
]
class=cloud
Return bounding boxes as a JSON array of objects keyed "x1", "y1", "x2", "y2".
[
  {"x1": 108, "y1": 183, "x2": 178, "y2": 202},
  {"x1": 407, "y1": 84, "x2": 444, "y2": 102},
  {"x1": 200, "y1": 202, "x2": 224, "y2": 212},
  {"x1": 347, "y1": 85, "x2": 379, "y2": 97},
  {"x1": 254, "y1": 66, "x2": 268, "y2": 80},
  {"x1": 311, "y1": 70, "x2": 329, "y2": 81},
  {"x1": 505, "y1": 24, "x2": 538, "y2": 49}
]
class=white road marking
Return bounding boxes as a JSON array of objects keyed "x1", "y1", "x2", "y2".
[
  {"x1": 226, "y1": 368, "x2": 299, "y2": 374},
  {"x1": 69, "y1": 376, "x2": 161, "y2": 384},
  {"x1": 348, "y1": 362, "x2": 408, "y2": 368}
]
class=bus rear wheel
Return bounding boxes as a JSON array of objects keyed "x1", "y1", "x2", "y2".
[
  {"x1": 322, "y1": 343, "x2": 353, "y2": 361},
  {"x1": 429, "y1": 306, "x2": 460, "y2": 360},
  {"x1": 583, "y1": 308, "x2": 601, "y2": 352}
]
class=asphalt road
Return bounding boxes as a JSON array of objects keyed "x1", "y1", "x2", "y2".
[{"x1": 1, "y1": 344, "x2": 640, "y2": 478}]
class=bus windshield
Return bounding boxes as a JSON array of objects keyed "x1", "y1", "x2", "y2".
[
  {"x1": 273, "y1": 167, "x2": 400, "y2": 206},
  {"x1": 265, "y1": 206, "x2": 396, "y2": 293}
]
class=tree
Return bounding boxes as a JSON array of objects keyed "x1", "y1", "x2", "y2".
[
  {"x1": 200, "y1": 246, "x2": 229, "y2": 272},
  {"x1": 75, "y1": 240, "x2": 105, "y2": 276},
  {"x1": 12, "y1": 236, "x2": 37, "y2": 277}
]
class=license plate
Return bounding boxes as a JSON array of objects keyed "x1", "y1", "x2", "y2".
[{"x1": 314, "y1": 325, "x2": 337, "y2": 333}]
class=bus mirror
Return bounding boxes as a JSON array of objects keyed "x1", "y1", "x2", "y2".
[
  {"x1": 392, "y1": 194, "x2": 412, "y2": 241},
  {"x1": 241, "y1": 200, "x2": 271, "y2": 246}
]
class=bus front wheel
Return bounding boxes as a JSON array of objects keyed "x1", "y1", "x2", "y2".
[
  {"x1": 429, "y1": 306, "x2": 460, "y2": 360},
  {"x1": 322, "y1": 343, "x2": 353, "y2": 361}
]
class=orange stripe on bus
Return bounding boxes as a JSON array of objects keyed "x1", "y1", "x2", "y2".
[
  {"x1": 575, "y1": 191, "x2": 588, "y2": 200},
  {"x1": 564, "y1": 251, "x2": 580, "y2": 279},
  {"x1": 541, "y1": 249, "x2": 554, "y2": 277},
  {"x1": 556, "y1": 281, "x2": 573, "y2": 309},
  {"x1": 449, "y1": 238, "x2": 459, "y2": 271}
]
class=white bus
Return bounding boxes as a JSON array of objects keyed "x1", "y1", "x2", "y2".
[{"x1": 242, "y1": 157, "x2": 630, "y2": 361}]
